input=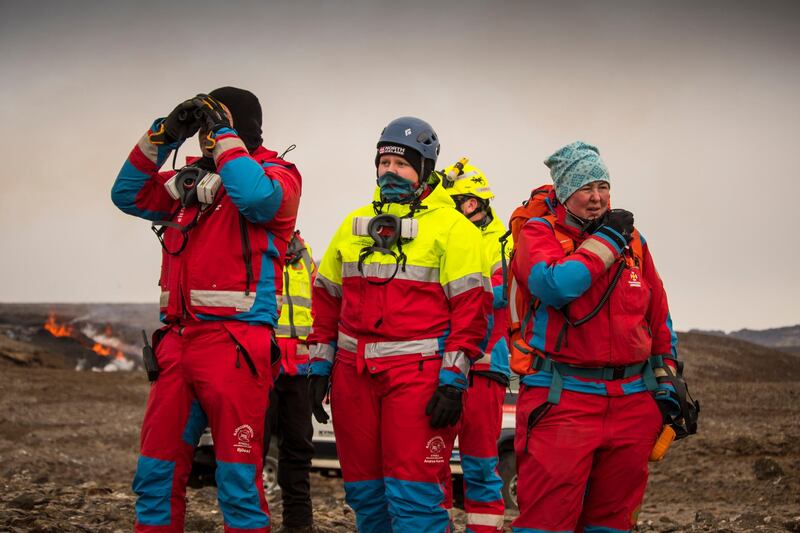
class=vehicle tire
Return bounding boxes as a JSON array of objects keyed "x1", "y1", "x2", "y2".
[
  {"x1": 498, "y1": 450, "x2": 517, "y2": 510},
  {"x1": 263, "y1": 445, "x2": 280, "y2": 495}
]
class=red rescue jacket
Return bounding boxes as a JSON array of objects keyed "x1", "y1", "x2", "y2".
[
  {"x1": 511, "y1": 200, "x2": 677, "y2": 371},
  {"x1": 111, "y1": 122, "x2": 302, "y2": 326}
]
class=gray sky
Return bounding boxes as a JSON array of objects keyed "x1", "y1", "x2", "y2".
[{"x1": 1, "y1": 0, "x2": 798, "y2": 332}]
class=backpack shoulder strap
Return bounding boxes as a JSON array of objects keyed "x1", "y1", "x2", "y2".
[
  {"x1": 543, "y1": 214, "x2": 574, "y2": 256},
  {"x1": 629, "y1": 229, "x2": 644, "y2": 268}
]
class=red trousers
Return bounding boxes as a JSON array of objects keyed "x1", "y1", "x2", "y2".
[
  {"x1": 458, "y1": 375, "x2": 506, "y2": 532},
  {"x1": 132, "y1": 321, "x2": 273, "y2": 533},
  {"x1": 512, "y1": 386, "x2": 662, "y2": 533},
  {"x1": 331, "y1": 357, "x2": 458, "y2": 533}
]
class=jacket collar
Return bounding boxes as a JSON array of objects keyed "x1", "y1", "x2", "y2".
[{"x1": 371, "y1": 180, "x2": 456, "y2": 218}]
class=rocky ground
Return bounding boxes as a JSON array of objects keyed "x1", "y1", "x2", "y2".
[{"x1": 0, "y1": 305, "x2": 799, "y2": 532}]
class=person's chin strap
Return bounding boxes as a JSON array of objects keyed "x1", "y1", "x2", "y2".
[{"x1": 566, "y1": 207, "x2": 605, "y2": 234}]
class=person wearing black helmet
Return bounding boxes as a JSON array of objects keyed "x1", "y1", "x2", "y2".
[
  {"x1": 112, "y1": 87, "x2": 302, "y2": 533},
  {"x1": 306, "y1": 117, "x2": 489, "y2": 533}
]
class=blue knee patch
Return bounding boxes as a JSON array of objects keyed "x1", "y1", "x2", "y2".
[
  {"x1": 344, "y1": 479, "x2": 390, "y2": 533},
  {"x1": 182, "y1": 400, "x2": 208, "y2": 446},
  {"x1": 132, "y1": 455, "x2": 174, "y2": 526},
  {"x1": 584, "y1": 526, "x2": 629, "y2": 533},
  {"x1": 216, "y1": 460, "x2": 269, "y2": 529},
  {"x1": 461, "y1": 455, "x2": 504, "y2": 503},
  {"x1": 384, "y1": 477, "x2": 450, "y2": 532}
]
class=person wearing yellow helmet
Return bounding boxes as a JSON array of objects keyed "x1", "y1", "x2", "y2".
[
  {"x1": 445, "y1": 164, "x2": 496, "y2": 225},
  {"x1": 443, "y1": 162, "x2": 510, "y2": 533}
]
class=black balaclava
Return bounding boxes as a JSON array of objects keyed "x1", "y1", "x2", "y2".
[
  {"x1": 208, "y1": 86, "x2": 263, "y2": 153},
  {"x1": 375, "y1": 143, "x2": 424, "y2": 179}
]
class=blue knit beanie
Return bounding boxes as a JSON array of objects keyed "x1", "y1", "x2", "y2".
[{"x1": 544, "y1": 141, "x2": 610, "y2": 203}]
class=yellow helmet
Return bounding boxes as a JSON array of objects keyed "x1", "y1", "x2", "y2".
[{"x1": 442, "y1": 163, "x2": 495, "y2": 201}]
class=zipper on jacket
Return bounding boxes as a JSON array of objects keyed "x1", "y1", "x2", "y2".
[{"x1": 238, "y1": 214, "x2": 254, "y2": 296}]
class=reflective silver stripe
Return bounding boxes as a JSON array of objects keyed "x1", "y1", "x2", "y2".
[
  {"x1": 490, "y1": 260, "x2": 504, "y2": 275},
  {"x1": 159, "y1": 291, "x2": 170, "y2": 307},
  {"x1": 300, "y1": 250, "x2": 313, "y2": 277},
  {"x1": 337, "y1": 331, "x2": 358, "y2": 352},
  {"x1": 579, "y1": 237, "x2": 617, "y2": 269},
  {"x1": 337, "y1": 331, "x2": 440, "y2": 358},
  {"x1": 365, "y1": 338, "x2": 439, "y2": 359},
  {"x1": 443, "y1": 273, "x2": 485, "y2": 299},
  {"x1": 483, "y1": 275, "x2": 493, "y2": 294},
  {"x1": 212, "y1": 135, "x2": 247, "y2": 158},
  {"x1": 314, "y1": 274, "x2": 342, "y2": 298},
  {"x1": 466, "y1": 513, "x2": 504, "y2": 528},
  {"x1": 443, "y1": 350, "x2": 470, "y2": 376},
  {"x1": 190, "y1": 290, "x2": 255, "y2": 311},
  {"x1": 137, "y1": 132, "x2": 159, "y2": 164},
  {"x1": 310, "y1": 343, "x2": 335, "y2": 363},
  {"x1": 276, "y1": 324, "x2": 311, "y2": 337},
  {"x1": 509, "y1": 278, "x2": 520, "y2": 323},
  {"x1": 342, "y1": 262, "x2": 439, "y2": 283},
  {"x1": 296, "y1": 344, "x2": 310, "y2": 356},
  {"x1": 287, "y1": 296, "x2": 312, "y2": 308}
]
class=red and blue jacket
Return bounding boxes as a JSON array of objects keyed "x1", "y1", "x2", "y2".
[
  {"x1": 111, "y1": 119, "x2": 301, "y2": 326},
  {"x1": 511, "y1": 199, "x2": 677, "y2": 397}
]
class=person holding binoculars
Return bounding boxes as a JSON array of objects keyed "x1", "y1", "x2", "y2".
[{"x1": 111, "y1": 87, "x2": 302, "y2": 533}]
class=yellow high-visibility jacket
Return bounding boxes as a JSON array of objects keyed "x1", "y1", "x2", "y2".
[{"x1": 308, "y1": 180, "x2": 490, "y2": 390}]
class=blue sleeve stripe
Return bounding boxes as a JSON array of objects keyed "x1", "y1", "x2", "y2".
[
  {"x1": 488, "y1": 336, "x2": 510, "y2": 376},
  {"x1": 491, "y1": 285, "x2": 507, "y2": 309},
  {"x1": 310, "y1": 360, "x2": 333, "y2": 376},
  {"x1": 593, "y1": 228, "x2": 624, "y2": 254},
  {"x1": 221, "y1": 157, "x2": 284, "y2": 224},
  {"x1": 111, "y1": 160, "x2": 170, "y2": 221},
  {"x1": 528, "y1": 259, "x2": 592, "y2": 308},
  {"x1": 666, "y1": 312, "x2": 678, "y2": 357},
  {"x1": 530, "y1": 304, "x2": 549, "y2": 352},
  {"x1": 439, "y1": 368, "x2": 468, "y2": 389},
  {"x1": 215, "y1": 126, "x2": 238, "y2": 136}
]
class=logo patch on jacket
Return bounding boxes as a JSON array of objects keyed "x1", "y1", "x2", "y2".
[{"x1": 628, "y1": 270, "x2": 642, "y2": 288}]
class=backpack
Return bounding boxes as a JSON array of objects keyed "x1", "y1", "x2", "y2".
[{"x1": 499, "y1": 185, "x2": 643, "y2": 375}]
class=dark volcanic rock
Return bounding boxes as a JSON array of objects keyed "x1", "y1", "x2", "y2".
[{"x1": 754, "y1": 457, "x2": 784, "y2": 480}]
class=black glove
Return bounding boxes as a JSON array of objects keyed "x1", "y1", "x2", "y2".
[
  {"x1": 594, "y1": 208, "x2": 634, "y2": 248},
  {"x1": 161, "y1": 98, "x2": 203, "y2": 143},
  {"x1": 425, "y1": 385, "x2": 463, "y2": 428},
  {"x1": 308, "y1": 374, "x2": 330, "y2": 424},
  {"x1": 195, "y1": 94, "x2": 232, "y2": 133}
]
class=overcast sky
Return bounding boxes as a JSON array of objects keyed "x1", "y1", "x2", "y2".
[{"x1": 1, "y1": 0, "x2": 798, "y2": 332}]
